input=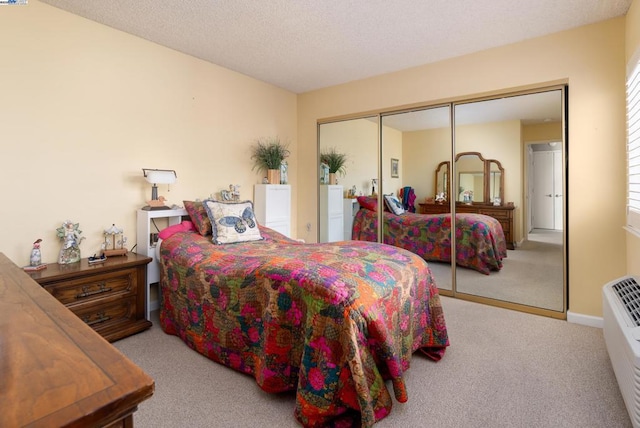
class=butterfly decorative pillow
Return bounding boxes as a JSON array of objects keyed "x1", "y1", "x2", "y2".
[
  {"x1": 383, "y1": 193, "x2": 406, "y2": 215},
  {"x1": 203, "y1": 200, "x2": 263, "y2": 244}
]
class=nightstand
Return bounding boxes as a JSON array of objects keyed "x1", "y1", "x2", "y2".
[
  {"x1": 137, "y1": 207, "x2": 188, "y2": 319},
  {"x1": 28, "y1": 253, "x2": 152, "y2": 342}
]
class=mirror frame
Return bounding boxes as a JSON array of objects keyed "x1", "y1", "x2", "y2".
[{"x1": 435, "y1": 152, "x2": 505, "y2": 205}]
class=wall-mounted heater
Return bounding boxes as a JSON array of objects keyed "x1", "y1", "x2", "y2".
[{"x1": 603, "y1": 275, "x2": 640, "y2": 427}]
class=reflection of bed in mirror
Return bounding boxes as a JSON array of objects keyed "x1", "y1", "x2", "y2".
[
  {"x1": 351, "y1": 196, "x2": 507, "y2": 275},
  {"x1": 426, "y1": 152, "x2": 516, "y2": 250}
]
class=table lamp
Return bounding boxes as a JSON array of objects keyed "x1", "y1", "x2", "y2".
[{"x1": 142, "y1": 168, "x2": 176, "y2": 210}]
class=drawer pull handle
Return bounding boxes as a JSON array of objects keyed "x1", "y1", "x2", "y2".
[
  {"x1": 76, "y1": 282, "x2": 112, "y2": 299},
  {"x1": 83, "y1": 311, "x2": 110, "y2": 326}
]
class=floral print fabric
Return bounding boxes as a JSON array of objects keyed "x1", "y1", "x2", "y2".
[
  {"x1": 158, "y1": 226, "x2": 449, "y2": 427},
  {"x1": 352, "y1": 208, "x2": 507, "y2": 275}
]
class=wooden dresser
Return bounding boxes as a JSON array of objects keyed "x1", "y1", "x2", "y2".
[
  {"x1": 0, "y1": 252, "x2": 154, "y2": 427},
  {"x1": 28, "y1": 253, "x2": 153, "y2": 342},
  {"x1": 419, "y1": 202, "x2": 516, "y2": 250}
]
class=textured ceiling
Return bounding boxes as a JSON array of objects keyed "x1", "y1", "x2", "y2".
[{"x1": 41, "y1": 0, "x2": 632, "y2": 94}]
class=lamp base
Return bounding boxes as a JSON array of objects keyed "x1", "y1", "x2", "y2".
[{"x1": 141, "y1": 205, "x2": 172, "y2": 211}]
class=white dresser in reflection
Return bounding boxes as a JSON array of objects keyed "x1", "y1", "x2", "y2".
[
  {"x1": 320, "y1": 185, "x2": 344, "y2": 242},
  {"x1": 343, "y1": 198, "x2": 359, "y2": 240}
]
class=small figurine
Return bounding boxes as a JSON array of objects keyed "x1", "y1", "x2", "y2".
[
  {"x1": 231, "y1": 184, "x2": 241, "y2": 201},
  {"x1": 146, "y1": 195, "x2": 168, "y2": 208},
  {"x1": 56, "y1": 221, "x2": 85, "y2": 264},
  {"x1": 30, "y1": 239, "x2": 42, "y2": 267},
  {"x1": 221, "y1": 184, "x2": 241, "y2": 201},
  {"x1": 435, "y1": 192, "x2": 446, "y2": 203}
]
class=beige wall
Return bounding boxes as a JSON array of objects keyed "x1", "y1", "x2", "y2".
[
  {"x1": 627, "y1": 1, "x2": 640, "y2": 278},
  {"x1": 2, "y1": 1, "x2": 630, "y2": 319},
  {"x1": 298, "y1": 18, "x2": 627, "y2": 318},
  {"x1": 0, "y1": 1, "x2": 297, "y2": 265}
]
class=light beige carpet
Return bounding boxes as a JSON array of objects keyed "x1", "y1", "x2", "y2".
[
  {"x1": 114, "y1": 296, "x2": 630, "y2": 428},
  {"x1": 428, "y1": 230, "x2": 564, "y2": 311}
]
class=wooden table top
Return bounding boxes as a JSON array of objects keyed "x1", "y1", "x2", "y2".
[{"x1": 0, "y1": 253, "x2": 154, "y2": 427}]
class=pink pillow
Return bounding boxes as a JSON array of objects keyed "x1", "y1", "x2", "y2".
[
  {"x1": 357, "y1": 196, "x2": 378, "y2": 211},
  {"x1": 158, "y1": 221, "x2": 196, "y2": 240}
]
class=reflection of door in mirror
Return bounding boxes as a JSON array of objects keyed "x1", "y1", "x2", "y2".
[
  {"x1": 318, "y1": 117, "x2": 378, "y2": 243},
  {"x1": 453, "y1": 89, "x2": 565, "y2": 315}
]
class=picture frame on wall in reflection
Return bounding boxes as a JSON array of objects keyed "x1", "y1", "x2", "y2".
[{"x1": 391, "y1": 158, "x2": 399, "y2": 178}]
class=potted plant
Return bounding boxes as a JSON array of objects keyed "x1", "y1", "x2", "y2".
[
  {"x1": 251, "y1": 137, "x2": 290, "y2": 184},
  {"x1": 320, "y1": 147, "x2": 348, "y2": 185}
]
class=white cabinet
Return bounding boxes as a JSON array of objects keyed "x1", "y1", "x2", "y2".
[
  {"x1": 136, "y1": 208, "x2": 187, "y2": 319},
  {"x1": 254, "y1": 184, "x2": 291, "y2": 238},
  {"x1": 343, "y1": 198, "x2": 359, "y2": 240},
  {"x1": 320, "y1": 185, "x2": 344, "y2": 242}
]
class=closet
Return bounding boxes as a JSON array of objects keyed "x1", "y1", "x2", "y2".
[{"x1": 318, "y1": 86, "x2": 567, "y2": 318}]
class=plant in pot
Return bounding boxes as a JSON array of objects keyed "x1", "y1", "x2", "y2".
[
  {"x1": 320, "y1": 147, "x2": 348, "y2": 185},
  {"x1": 251, "y1": 137, "x2": 290, "y2": 184}
]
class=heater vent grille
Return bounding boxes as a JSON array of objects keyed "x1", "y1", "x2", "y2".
[{"x1": 612, "y1": 277, "x2": 640, "y2": 327}]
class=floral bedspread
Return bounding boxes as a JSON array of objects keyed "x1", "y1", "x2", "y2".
[
  {"x1": 158, "y1": 226, "x2": 449, "y2": 427},
  {"x1": 352, "y1": 208, "x2": 507, "y2": 275}
]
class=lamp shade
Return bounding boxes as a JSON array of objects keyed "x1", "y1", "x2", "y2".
[{"x1": 142, "y1": 169, "x2": 176, "y2": 185}]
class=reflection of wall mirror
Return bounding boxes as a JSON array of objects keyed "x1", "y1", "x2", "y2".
[
  {"x1": 435, "y1": 152, "x2": 505, "y2": 205},
  {"x1": 318, "y1": 87, "x2": 566, "y2": 320},
  {"x1": 434, "y1": 161, "x2": 448, "y2": 200}
]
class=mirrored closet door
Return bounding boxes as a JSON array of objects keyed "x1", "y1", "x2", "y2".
[
  {"x1": 317, "y1": 86, "x2": 566, "y2": 317},
  {"x1": 452, "y1": 89, "x2": 565, "y2": 313},
  {"x1": 380, "y1": 106, "x2": 453, "y2": 291}
]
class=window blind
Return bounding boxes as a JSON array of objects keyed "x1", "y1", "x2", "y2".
[{"x1": 628, "y1": 57, "x2": 640, "y2": 231}]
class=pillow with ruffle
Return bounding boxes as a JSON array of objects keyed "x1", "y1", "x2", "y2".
[
  {"x1": 384, "y1": 193, "x2": 406, "y2": 215},
  {"x1": 203, "y1": 200, "x2": 263, "y2": 245}
]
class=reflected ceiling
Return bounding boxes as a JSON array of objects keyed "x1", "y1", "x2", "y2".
[{"x1": 380, "y1": 91, "x2": 562, "y2": 131}]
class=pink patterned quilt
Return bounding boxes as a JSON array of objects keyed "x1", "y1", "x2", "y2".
[
  {"x1": 158, "y1": 226, "x2": 449, "y2": 427},
  {"x1": 352, "y1": 208, "x2": 507, "y2": 275}
]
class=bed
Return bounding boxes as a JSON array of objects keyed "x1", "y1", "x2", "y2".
[
  {"x1": 156, "y1": 202, "x2": 449, "y2": 428},
  {"x1": 351, "y1": 197, "x2": 507, "y2": 275}
]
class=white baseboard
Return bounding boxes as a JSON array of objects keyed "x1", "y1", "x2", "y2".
[{"x1": 567, "y1": 310, "x2": 603, "y2": 328}]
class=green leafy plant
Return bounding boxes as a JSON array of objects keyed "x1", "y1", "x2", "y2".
[
  {"x1": 250, "y1": 137, "x2": 290, "y2": 172},
  {"x1": 320, "y1": 147, "x2": 348, "y2": 175}
]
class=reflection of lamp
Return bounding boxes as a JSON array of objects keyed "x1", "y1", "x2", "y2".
[
  {"x1": 142, "y1": 168, "x2": 176, "y2": 210},
  {"x1": 371, "y1": 178, "x2": 378, "y2": 196}
]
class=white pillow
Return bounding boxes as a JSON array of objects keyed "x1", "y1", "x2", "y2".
[
  {"x1": 384, "y1": 194, "x2": 406, "y2": 215},
  {"x1": 203, "y1": 200, "x2": 263, "y2": 244}
]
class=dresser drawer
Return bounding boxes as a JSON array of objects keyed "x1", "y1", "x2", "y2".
[
  {"x1": 69, "y1": 296, "x2": 137, "y2": 332},
  {"x1": 477, "y1": 208, "x2": 510, "y2": 221},
  {"x1": 42, "y1": 268, "x2": 136, "y2": 305}
]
